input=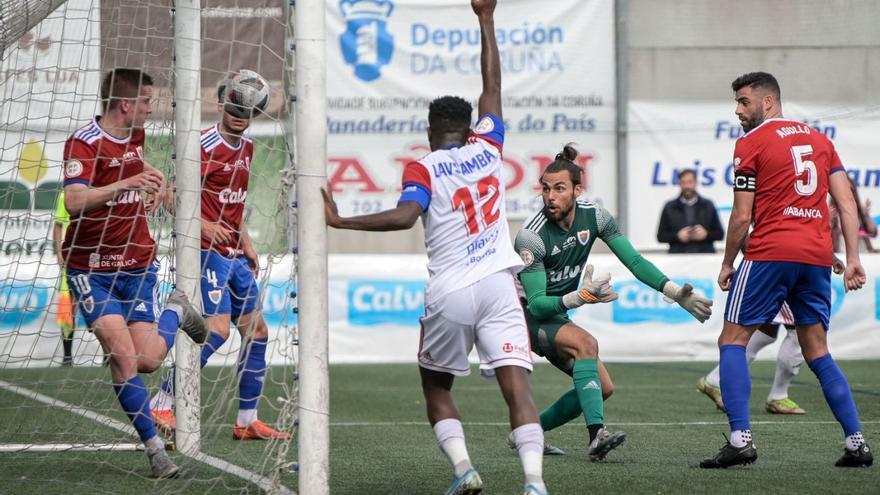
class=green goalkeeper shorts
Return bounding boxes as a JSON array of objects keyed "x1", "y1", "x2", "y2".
[{"x1": 525, "y1": 311, "x2": 576, "y2": 376}]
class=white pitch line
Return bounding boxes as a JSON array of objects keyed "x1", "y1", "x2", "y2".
[
  {"x1": 329, "y1": 420, "x2": 880, "y2": 427},
  {"x1": 0, "y1": 380, "x2": 294, "y2": 495}
]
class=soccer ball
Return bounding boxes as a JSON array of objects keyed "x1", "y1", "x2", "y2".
[{"x1": 220, "y1": 69, "x2": 270, "y2": 118}]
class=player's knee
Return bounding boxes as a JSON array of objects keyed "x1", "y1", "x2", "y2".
[
  {"x1": 252, "y1": 317, "x2": 269, "y2": 339},
  {"x1": 570, "y1": 333, "x2": 598, "y2": 359}
]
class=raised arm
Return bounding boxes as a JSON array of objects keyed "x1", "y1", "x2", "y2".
[{"x1": 472, "y1": 0, "x2": 501, "y2": 119}]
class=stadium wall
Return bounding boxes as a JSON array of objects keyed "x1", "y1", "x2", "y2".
[{"x1": 3, "y1": 253, "x2": 879, "y2": 367}]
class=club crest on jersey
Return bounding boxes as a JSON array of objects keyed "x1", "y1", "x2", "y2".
[
  {"x1": 81, "y1": 296, "x2": 94, "y2": 314},
  {"x1": 136, "y1": 146, "x2": 144, "y2": 159},
  {"x1": 65, "y1": 160, "x2": 83, "y2": 178},
  {"x1": 577, "y1": 229, "x2": 591, "y2": 245},
  {"x1": 88, "y1": 253, "x2": 100, "y2": 268},
  {"x1": 208, "y1": 290, "x2": 222, "y2": 305},
  {"x1": 339, "y1": 0, "x2": 395, "y2": 82}
]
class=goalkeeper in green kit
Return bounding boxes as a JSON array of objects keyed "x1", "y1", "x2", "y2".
[{"x1": 512, "y1": 144, "x2": 713, "y2": 461}]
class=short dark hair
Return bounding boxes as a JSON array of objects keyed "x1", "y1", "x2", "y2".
[
  {"x1": 541, "y1": 144, "x2": 583, "y2": 186},
  {"x1": 101, "y1": 68, "x2": 153, "y2": 112},
  {"x1": 678, "y1": 169, "x2": 696, "y2": 181},
  {"x1": 731, "y1": 72, "x2": 781, "y2": 101},
  {"x1": 428, "y1": 96, "x2": 472, "y2": 136}
]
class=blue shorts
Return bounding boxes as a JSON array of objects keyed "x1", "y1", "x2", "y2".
[
  {"x1": 66, "y1": 263, "x2": 160, "y2": 327},
  {"x1": 724, "y1": 260, "x2": 831, "y2": 329},
  {"x1": 200, "y1": 250, "x2": 260, "y2": 320}
]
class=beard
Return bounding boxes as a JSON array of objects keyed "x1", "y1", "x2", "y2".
[
  {"x1": 740, "y1": 109, "x2": 765, "y2": 132},
  {"x1": 543, "y1": 202, "x2": 573, "y2": 222}
]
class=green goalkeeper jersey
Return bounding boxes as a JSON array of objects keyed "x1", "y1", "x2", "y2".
[{"x1": 514, "y1": 199, "x2": 670, "y2": 319}]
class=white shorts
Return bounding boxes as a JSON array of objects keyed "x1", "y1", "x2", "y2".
[{"x1": 417, "y1": 270, "x2": 532, "y2": 377}]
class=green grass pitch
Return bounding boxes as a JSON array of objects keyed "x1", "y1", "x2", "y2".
[{"x1": 0, "y1": 361, "x2": 877, "y2": 494}]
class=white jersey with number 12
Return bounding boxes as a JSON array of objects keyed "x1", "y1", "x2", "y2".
[{"x1": 399, "y1": 113, "x2": 523, "y2": 305}]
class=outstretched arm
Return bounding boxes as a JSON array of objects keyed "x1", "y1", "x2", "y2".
[
  {"x1": 473, "y1": 0, "x2": 501, "y2": 119},
  {"x1": 322, "y1": 187, "x2": 422, "y2": 231}
]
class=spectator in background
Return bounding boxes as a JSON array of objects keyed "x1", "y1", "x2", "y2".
[
  {"x1": 830, "y1": 176, "x2": 876, "y2": 253},
  {"x1": 656, "y1": 169, "x2": 724, "y2": 253}
]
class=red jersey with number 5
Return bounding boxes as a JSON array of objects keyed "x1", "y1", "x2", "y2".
[
  {"x1": 733, "y1": 118, "x2": 844, "y2": 266},
  {"x1": 62, "y1": 118, "x2": 156, "y2": 271},
  {"x1": 397, "y1": 113, "x2": 523, "y2": 305},
  {"x1": 200, "y1": 125, "x2": 253, "y2": 256}
]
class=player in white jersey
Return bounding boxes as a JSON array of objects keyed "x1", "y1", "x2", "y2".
[{"x1": 322, "y1": 2, "x2": 548, "y2": 494}]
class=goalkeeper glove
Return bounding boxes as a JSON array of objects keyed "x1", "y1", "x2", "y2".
[
  {"x1": 662, "y1": 281, "x2": 713, "y2": 323},
  {"x1": 561, "y1": 264, "x2": 618, "y2": 309}
]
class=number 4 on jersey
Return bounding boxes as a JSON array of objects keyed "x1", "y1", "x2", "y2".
[{"x1": 452, "y1": 176, "x2": 501, "y2": 236}]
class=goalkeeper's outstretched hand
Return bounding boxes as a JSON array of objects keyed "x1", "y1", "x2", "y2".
[
  {"x1": 663, "y1": 281, "x2": 713, "y2": 323},
  {"x1": 561, "y1": 264, "x2": 618, "y2": 309}
]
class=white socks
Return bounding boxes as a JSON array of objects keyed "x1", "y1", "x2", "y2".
[
  {"x1": 433, "y1": 419, "x2": 473, "y2": 478},
  {"x1": 746, "y1": 329, "x2": 776, "y2": 361},
  {"x1": 768, "y1": 329, "x2": 802, "y2": 401},
  {"x1": 150, "y1": 389, "x2": 174, "y2": 411},
  {"x1": 846, "y1": 432, "x2": 866, "y2": 451},
  {"x1": 730, "y1": 429, "x2": 752, "y2": 448},
  {"x1": 237, "y1": 409, "x2": 258, "y2": 426},
  {"x1": 511, "y1": 423, "x2": 545, "y2": 491}
]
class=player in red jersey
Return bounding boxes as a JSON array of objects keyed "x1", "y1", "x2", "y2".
[
  {"x1": 149, "y1": 72, "x2": 289, "y2": 441},
  {"x1": 62, "y1": 68, "x2": 209, "y2": 477},
  {"x1": 701, "y1": 72, "x2": 872, "y2": 469}
]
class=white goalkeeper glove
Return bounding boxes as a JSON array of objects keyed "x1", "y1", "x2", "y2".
[
  {"x1": 561, "y1": 264, "x2": 618, "y2": 309},
  {"x1": 662, "y1": 281, "x2": 713, "y2": 323}
]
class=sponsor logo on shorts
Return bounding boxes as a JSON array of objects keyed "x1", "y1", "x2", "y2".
[
  {"x1": 135, "y1": 302, "x2": 147, "y2": 312},
  {"x1": 81, "y1": 296, "x2": 95, "y2": 314},
  {"x1": 64, "y1": 160, "x2": 83, "y2": 178},
  {"x1": 420, "y1": 351, "x2": 434, "y2": 363},
  {"x1": 502, "y1": 342, "x2": 513, "y2": 353}
]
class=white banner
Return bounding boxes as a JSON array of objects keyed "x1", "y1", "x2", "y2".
[
  {"x1": 627, "y1": 101, "x2": 880, "y2": 251},
  {"x1": 4, "y1": 254, "x2": 879, "y2": 368},
  {"x1": 325, "y1": 0, "x2": 617, "y2": 219}
]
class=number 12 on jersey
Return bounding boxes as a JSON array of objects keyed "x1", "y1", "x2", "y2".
[{"x1": 452, "y1": 176, "x2": 501, "y2": 236}]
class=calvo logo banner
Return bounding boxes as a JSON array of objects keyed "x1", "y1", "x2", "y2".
[
  {"x1": 612, "y1": 278, "x2": 715, "y2": 324},
  {"x1": 339, "y1": 0, "x2": 395, "y2": 82},
  {"x1": 348, "y1": 280, "x2": 425, "y2": 325}
]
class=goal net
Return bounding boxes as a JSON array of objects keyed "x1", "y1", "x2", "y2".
[{"x1": 0, "y1": 0, "x2": 302, "y2": 492}]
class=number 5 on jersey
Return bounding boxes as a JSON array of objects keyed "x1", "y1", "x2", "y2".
[{"x1": 452, "y1": 176, "x2": 501, "y2": 236}]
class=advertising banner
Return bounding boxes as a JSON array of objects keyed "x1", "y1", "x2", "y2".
[
  {"x1": 3, "y1": 254, "x2": 879, "y2": 368},
  {"x1": 325, "y1": 0, "x2": 617, "y2": 220},
  {"x1": 627, "y1": 101, "x2": 880, "y2": 251}
]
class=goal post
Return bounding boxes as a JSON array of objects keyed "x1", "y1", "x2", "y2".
[
  {"x1": 293, "y1": 0, "x2": 330, "y2": 493},
  {"x1": 172, "y1": 0, "x2": 203, "y2": 456}
]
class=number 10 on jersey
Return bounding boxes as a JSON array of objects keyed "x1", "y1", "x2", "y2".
[{"x1": 452, "y1": 176, "x2": 501, "y2": 236}]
